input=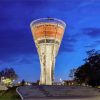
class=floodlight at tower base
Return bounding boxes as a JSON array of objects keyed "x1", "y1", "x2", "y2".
[{"x1": 30, "y1": 18, "x2": 66, "y2": 85}]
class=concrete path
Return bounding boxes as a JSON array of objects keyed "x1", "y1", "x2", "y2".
[{"x1": 16, "y1": 85, "x2": 100, "y2": 100}]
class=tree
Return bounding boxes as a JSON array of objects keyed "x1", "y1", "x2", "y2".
[
  {"x1": 0, "y1": 68, "x2": 18, "y2": 81},
  {"x1": 21, "y1": 79, "x2": 25, "y2": 86},
  {"x1": 74, "y1": 49, "x2": 100, "y2": 87},
  {"x1": 69, "y1": 68, "x2": 76, "y2": 80}
]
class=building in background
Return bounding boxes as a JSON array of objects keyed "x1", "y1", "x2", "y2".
[{"x1": 63, "y1": 80, "x2": 75, "y2": 86}]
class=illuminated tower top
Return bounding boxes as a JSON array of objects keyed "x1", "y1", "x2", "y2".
[{"x1": 30, "y1": 18, "x2": 66, "y2": 44}]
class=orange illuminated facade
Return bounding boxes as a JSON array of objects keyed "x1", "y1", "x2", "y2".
[{"x1": 31, "y1": 23, "x2": 64, "y2": 40}]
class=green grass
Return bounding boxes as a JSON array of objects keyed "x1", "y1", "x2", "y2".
[{"x1": 0, "y1": 86, "x2": 21, "y2": 100}]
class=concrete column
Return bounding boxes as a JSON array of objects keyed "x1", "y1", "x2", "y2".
[{"x1": 38, "y1": 44, "x2": 57, "y2": 85}]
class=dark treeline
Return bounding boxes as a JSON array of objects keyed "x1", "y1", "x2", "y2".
[
  {"x1": 0, "y1": 67, "x2": 18, "y2": 81},
  {"x1": 74, "y1": 49, "x2": 100, "y2": 87}
]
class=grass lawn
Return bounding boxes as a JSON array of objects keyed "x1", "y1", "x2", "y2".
[{"x1": 0, "y1": 86, "x2": 21, "y2": 100}]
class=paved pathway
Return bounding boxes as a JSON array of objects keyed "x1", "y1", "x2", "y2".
[{"x1": 16, "y1": 85, "x2": 100, "y2": 100}]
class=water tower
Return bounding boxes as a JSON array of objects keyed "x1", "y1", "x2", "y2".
[{"x1": 30, "y1": 18, "x2": 66, "y2": 85}]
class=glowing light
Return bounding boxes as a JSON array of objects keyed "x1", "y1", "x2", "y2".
[{"x1": 2, "y1": 78, "x2": 12, "y2": 85}]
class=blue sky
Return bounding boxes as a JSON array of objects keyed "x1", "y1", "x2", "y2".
[{"x1": 0, "y1": 0, "x2": 100, "y2": 82}]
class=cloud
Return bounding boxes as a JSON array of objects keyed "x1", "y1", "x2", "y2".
[
  {"x1": 95, "y1": 40, "x2": 100, "y2": 44},
  {"x1": 0, "y1": 28, "x2": 37, "y2": 56},
  {"x1": 60, "y1": 34, "x2": 77, "y2": 52},
  {"x1": 0, "y1": 53, "x2": 39, "y2": 66},
  {"x1": 84, "y1": 44, "x2": 97, "y2": 48},
  {"x1": 16, "y1": 54, "x2": 39, "y2": 64},
  {"x1": 0, "y1": 60, "x2": 4, "y2": 65},
  {"x1": 79, "y1": 0, "x2": 95, "y2": 8},
  {"x1": 84, "y1": 40, "x2": 100, "y2": 48},
  {"x1": 19, "y1": 58, "x2": 33, "y2": 64},
  {"x1": 82, "y1": 28, "x2": 100, "y2": 38}
]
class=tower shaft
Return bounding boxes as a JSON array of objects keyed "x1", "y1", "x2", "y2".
[{"x1": 37, "y1": 42, "x2": 59, "y2": 85}]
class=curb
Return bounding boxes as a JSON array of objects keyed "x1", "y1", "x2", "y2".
[{"x1": 16, "y1": 87, "x2": 24, "y2": 100}]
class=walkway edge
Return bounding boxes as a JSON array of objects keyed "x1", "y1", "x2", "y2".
[{"x1": 16, "y1": 87, "x2": 23, "y2": 100}]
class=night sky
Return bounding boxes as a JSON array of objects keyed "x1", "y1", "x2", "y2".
[{"x1": 0, "y1": 0, "x2": 100, "y2": 82}]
